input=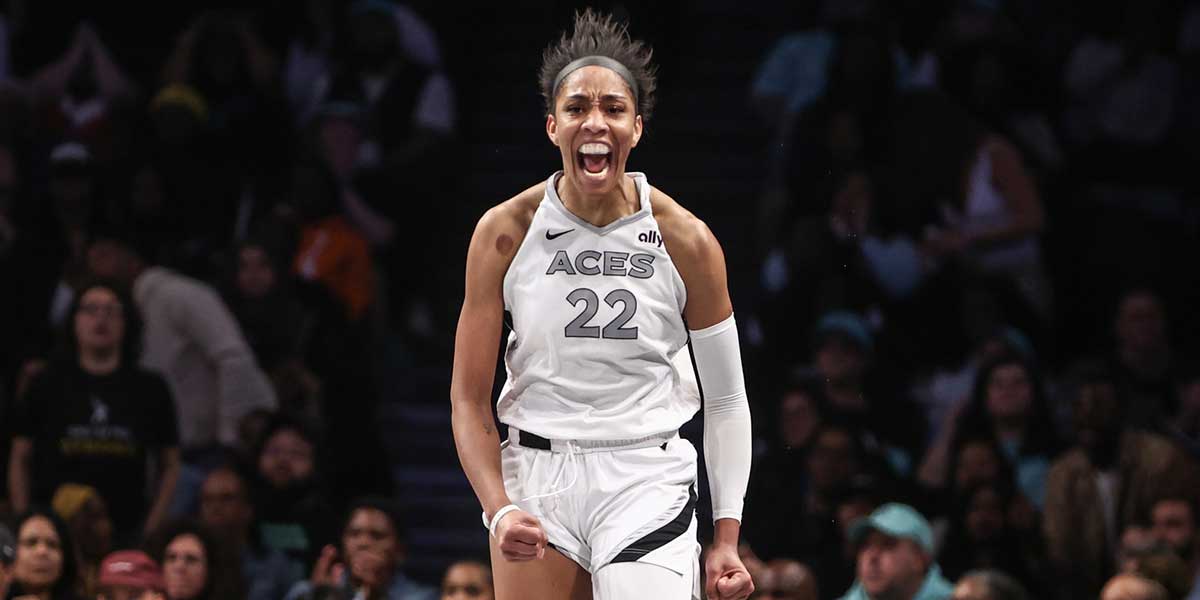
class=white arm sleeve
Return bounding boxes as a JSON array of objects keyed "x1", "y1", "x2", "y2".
[{"x1": 690, "y1": 314, "x2": 752, "y2": 522}]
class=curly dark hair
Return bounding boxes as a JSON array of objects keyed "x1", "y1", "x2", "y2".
[
  {"x1": 57, "y1": 278, "x2": 144, "y2": 369},
  {"x1": 539, "y1": 8, "x2": 657, "y2": 121},
  {"x1": 147, "y1": 518, "x2": 245, "y2": 600}
]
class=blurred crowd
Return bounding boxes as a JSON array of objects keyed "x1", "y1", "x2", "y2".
[
  {"x1": 738, "y1": 0, "x2": 1200, "y2": 599},
  {"x1": 0, "y1": 0, "x2": 1198, "y2": 599}
]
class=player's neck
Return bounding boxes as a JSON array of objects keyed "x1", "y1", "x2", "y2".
[{"x1": 557, "y1": 172, "x2": 638, "y2": 228}]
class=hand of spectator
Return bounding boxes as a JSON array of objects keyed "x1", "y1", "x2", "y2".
[
  {"x1": 494, "y1": 509, "x2": 547, "y2": 562},
  {"x1": 349, "y1": 547, "x2": 390, "y2": 591},
  {"x1": 310, "y1": 545, "x2": 345, "y2": 588},
  {"x1": 705, "y1": 544, "x2": 755, "y2": 600},
  {"x1": 15, "y1": 358, "x2": 47, "y2": 400}
]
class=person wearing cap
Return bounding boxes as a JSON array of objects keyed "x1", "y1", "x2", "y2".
[
  {"x1": 838, "y1": 503, "x2": 953, "y2": 600},
  {"x1": 96, "y1": 550, "x2": 165, "y2": 600},
  {"x1": 811, "y1": 310, "x2": 924, "y2": 477}
]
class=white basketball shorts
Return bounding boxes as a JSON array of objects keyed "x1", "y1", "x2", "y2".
[{"x1": 500, "y1": 426, "x2": 702, "y2": 599}]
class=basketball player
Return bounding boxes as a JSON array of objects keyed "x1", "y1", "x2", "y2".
[{"x1": 450, "y1": 10, "x2": 754, "y2": 600}]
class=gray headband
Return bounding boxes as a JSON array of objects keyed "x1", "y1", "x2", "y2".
[{"x1": 552, "y1": 56, "x2": 639, "y2": 108}]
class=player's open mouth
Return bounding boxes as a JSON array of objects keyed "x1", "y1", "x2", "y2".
[{"x1": 578, "y1": 142, "x2": 612, "y2": 178}]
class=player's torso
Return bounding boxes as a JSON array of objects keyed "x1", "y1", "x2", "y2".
[{"x1": 498, "y1": 172, "x2": 691, "y2": 439}]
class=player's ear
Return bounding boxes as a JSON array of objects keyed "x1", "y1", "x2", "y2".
[
  {"x1": 631, "y1": 114, "x2": 643, "y2": 148},
  {"x1": 546, "y1": 114, "x2": 559, "y2": 146}
]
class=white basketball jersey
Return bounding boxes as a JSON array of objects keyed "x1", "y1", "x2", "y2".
[{"x1": 498, "y1": 172, "x2": 700, "y2": 440}]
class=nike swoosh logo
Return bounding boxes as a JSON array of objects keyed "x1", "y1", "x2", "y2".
[{"x1": 545, "y1": 229, "x2": 575, "y2": 240}]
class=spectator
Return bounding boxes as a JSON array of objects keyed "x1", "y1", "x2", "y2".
[
  {"x1": 28, "y1": 22, "x2": 136, "y2": 164},
  {"x1": 284, "y1": 497, "x2": 436, "y2": 600},
  {"x1": 306, "y1": 1, "x2": 455, "y2": 172},
  {"x1": 0, "y1": 524, "x2": 14, "y2": 598},
  {"x1": 96, "y1": 550, "x2": 165, "y2": 600},
  {"x1": 911, "y1": 326, "x2": 1036, "y2": 439},
  {"x1": 1111, "y1": 289, "x2": 1176, "y2": 428},
  {"x1": 199, "y1": 464, "x2": 303, "y2": 600},
  {"x1": 222, "y1": 240, "x2": 322, "y2": 425},
  {"x1": 1102, "y1": 574, "x2": 1170, "y2": 600},
  {"x1": 838, "y1": 503, "x2": 953, "y2": 600},
  {"x1": 84, "y1": 226, "x2": 277, "y2": 512},
  {"x1": 149, "y1": 520, "x2": 243, "y2": 600},
  {"x1": 937, "y1": 481, "x2": 1042, "y2": 590},
  {"x1": 920, "y1": 354, "x2": 1059, "y2": 508},
  {"x1": 1149, "y1": 495, "x2": 1200, "y2": 599},
  {"x1": 252, "y1": 415, "x2": 334, "y2": 570},
  {"x1": 745, "y1": 378, "x2": 827, "y2": 551},
  {"x1": 1172, "y1": 362, "x2": 1200, "y2": 447},
  {"x1": 950, "y1": 570, "x2": 1030, "y2": 600},
  {"x1": 6, "y1": 508, "x2": 82, "y2": 600},
  {"x1": 439, "y1": 560, "x2": 491, "y2": 600},
  {"x1": 752, "y1": 420, "x2": 871, "y2": 573},
  {"x1": 754, "y1": 559, "x2": 818, "y2": 600},
  {"x1": 288, "y1": 161, "x2": 375, "y2": 323},
  {"x1": 1043, "y1": 362, "x2": 1200, "y2": 598},
  {"x1": 809, "y1": 311, "x2": 924, "y2": 474},
  {"x1": 161, "y1": 11, "x2": 288, "y2": 174},
  {"x1": 888, "y1": 91, "x2": 1050, "y2": 322},
  {"x1": 8, "y1": 280, "x2": 180, "y2": 540},
  {"x1": 51, "y1": 484, "x2": 112, "y2": 596}
]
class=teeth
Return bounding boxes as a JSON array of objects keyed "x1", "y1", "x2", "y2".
[{"x1": 580, "y1": 143, "x2": 611, "y2": 155}]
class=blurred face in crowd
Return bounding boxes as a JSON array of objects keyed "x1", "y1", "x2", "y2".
[
  {"x1": 965, "y1": 487, "x2": 1006, "y2": 542},
  {"x1": 75, "y1": 287, "x2": 125, "y2": 357},
  {"x1": 954, "y1": 440, "x2": 1001, "y2": 490},
  {"x1": 951, "y1": 577, "x2": 986, "y2": 600},
  {"x1": 343, "y1": 508, "x2": 401, "y2": 587},
  {"x1": 236, "y1": 245, "x2": 277, "y2": 299},
  {"x1": 318, "y1": 117, "x2": 363, "y2": 180},
  {"x1": 1072, "y1": 381, "x2": 1121, "y2": 452},
  {"x1": 807, "y1": 428, "x2": 857, "y2": 494},
  {"x1": 1151, "y1": 499, "x2": 1197, "y2": 560},
  {"x1": 758, "y1": 560, "x2": 816, "y2": 600},
  {"x1": 440, "y1": 561, "x2": 493, "y2": 600},
  {"x1": 1118, "y1": 525, "x2": 1156, "y2": 573},
  {"x1": 163, "y1": 534, "x2": 207, "y2": 600},
  {"x1": 200, "y1": 468, "x2": 253, "y2": 538},
  {"x1": 1116, "y1": 291, "x2": 1167, "y2": 356},
  {"x1": 70, "y1": 495, "x2": 113, "y2": 561},
  {"x1": 1101, "y1": 574, "x2": 1167, "y2": 600},
  {"x1": 780, "y1": 389, "x2": 821, "y2": 449},
  {"x1": 258, "y1": 427, "x2": 315, "y2": 488},
  {"x1": 984, "y1": 363, "x2": 1032, "y2": 425},
  {"x1": 836, "y1": 497, "x2": 876, "y2": 547},
  {"x1": 87, "y1": 240, "x2": 139, "y2": 283},
  {"x1": 13, "y1": 516, "x2": 64, "y2": 593},
  {"x1": 857, "y1": 531, "x2": 928, "y2": 600},
  {"x1": 816, "y1": 334, "x2": 866, "y2": 385},
  {"x1": 99, "y1": 584, "x2": 166, "y2": 600}
]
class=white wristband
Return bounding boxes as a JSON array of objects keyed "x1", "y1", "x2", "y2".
[{"x1": 483, "y1": 504, "x2": 521, "y2": 538}]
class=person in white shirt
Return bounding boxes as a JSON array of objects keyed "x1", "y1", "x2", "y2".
[{"x1": 450, "y1": 9, "x2": 752, "y2": 600}]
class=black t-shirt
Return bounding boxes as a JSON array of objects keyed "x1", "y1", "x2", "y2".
[{"x1": 12, "y1": 363, "x2": 179, "y2": 536}]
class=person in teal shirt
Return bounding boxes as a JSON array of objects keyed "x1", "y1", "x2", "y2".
[{"x1": 839, "y1": 503, "x2": 954, "y2": 600}]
